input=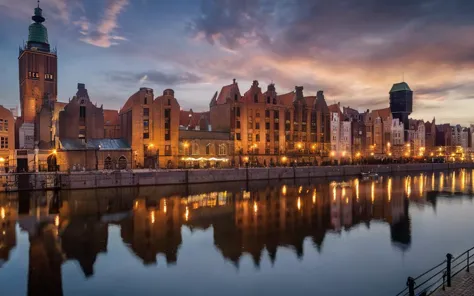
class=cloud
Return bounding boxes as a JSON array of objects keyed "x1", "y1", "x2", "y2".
[
  {"x1": 77, "y1": 0, "x2": 129, "y2": 48},
  {"x1": 187, "y1": 0, "x2": 273, "y2": 50},
  {"x1": 109, "y1": 70, "x2": 204, "y2": 86}
]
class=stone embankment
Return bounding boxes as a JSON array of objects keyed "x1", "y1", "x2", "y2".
[{"x1": 1, "y1": 163, "x2": 472, "y2": 192}]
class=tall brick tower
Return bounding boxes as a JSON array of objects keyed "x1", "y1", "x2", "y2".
[
  {"x1": 18, "y1": 1, "x2": 57, "y2": 148},
  {"x1": 389, "y1": 82, "x2": 413, "y2": 142}
]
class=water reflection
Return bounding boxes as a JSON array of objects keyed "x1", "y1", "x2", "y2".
[{"x1": 1, "y1": 169, "x2": 474, "y2": 295}]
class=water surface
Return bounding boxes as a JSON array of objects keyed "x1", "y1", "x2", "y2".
[{"x1": 1, "y1": 170, "x2": 474, "y2": 296}]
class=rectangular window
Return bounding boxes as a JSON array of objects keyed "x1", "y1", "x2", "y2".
[
  {"x1": 256, "y1": 112, "x2": 260, "y2": 118},
  {"x1": 256, "y1": 134, "x2": 260, "y2": 142},
  {"x1": 5, "y1": 120, "x2": 8, "y2": 131},
  {"x1": 266, "y1": 134, "x2": 270, "y2": 142},
  {"x1": 274, "y1": 123, "x2": 279, "y2": 130},
  {"x1": 236, "y1": 133, "x2": 241, "y2": 141},
  {"x1": 0, "y1": 137, "x2": 7, "y2": 149},
  {"x1": 143, "y1": 108, "x2": 149, "y2": 116},
  {"x1": 248, "y1": 133, "x2": 252, "y2": 142},
  {"x1": 45, "y1": 74, "x2": 54, "y2": 81},
  {"x1": 274, "y1": 111, "x2": 279, "y2": 119},
  {"x1": 79, "y1": 106, "x2": 86, "y2": 118},
  {"x1": 255, "y1": 122, "x2": 260, "y2": 130},
  {"x1": 0, "y1": 119, "x2": 3, "y2": 131},
  {"x1": 165, "y1": 145, "x2": 171, "y2": 156},
  {"x1": 165, "y1": 130, "x2": 170, "y2": 141},
  {"x1": 265, "y1": 122, "x2": 270, "y2": 130},
  {"x1": 143, "y1": 133, "x2": 149, "y2": 139},
  {"x1": 236, "y1": 121, "x2": 241, "y2": 129},
  {"x1": 265, "y1": 110, "x2": 270, "y2": 118},
  {"x1": 236, "y1": 107, "x2": 240, "y2": 117}
]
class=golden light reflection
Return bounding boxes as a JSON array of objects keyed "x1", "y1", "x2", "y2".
[
  {"x1": 185, "y1": 206, "x2": 189, "y2": 221},
  {"x1": 355, "y1": 179, "x2": 359, "y2": 200},
  {"x1": 419, "y1": 173, "x2": 424, "y2": 198},
  {"x1": 440, "y1": 172, "x2": 444, "y2": 191},
  {"x1": 151, "y1": 211, "x2": 155, "y2": 224},
  {"x1": 163, "y1": 200, "x2": 167, "y2": 213},
  {"x1": 387, "y1": 177, "x2": 392, "y2": 202},
  {"x1": 297, "y1": 197, "x2": 302, "y2": 210},
  {"x1": 431, "y1": 173, "x2": 435, "y2": 191},
  {"x1": 253, "y1": 201, "x2": 258, "y2": 214},
  {"x1": 452, "y1": 171, "x2": 456, "y2": 193},
  {"x1": 405, "y1": 176, "x2": 411, "y2": 198},
  {"x1": 312, "y1": 189, "x2": 316, "y2": 204},
  {"x1": 298, "y1": 186, "x2": 303, "y2": 194},
  {"x1": 0, "y1": 207, "x2": 4, "y2": 219},
  {"x1": 282, "y1": 185, "x2": 287, "y2": 196},
  {"x1": 342, "y1": 187, "x2": 346, "y2": 198},
  {"x1": 461, "y1": 169, "x2": 466, "y2": 192},
  {"x1": 333, "y1": 185, "x2": 337, "y2": 201},
  {"x1": 55, "y1": 215, "x2": 59, "y2": 227},
  {"x1": 345, "y1": 197, "x2": 349, "y2": 204},
  {"x1": 371, "y1": 181, "x2": 375, "y2": 203}
]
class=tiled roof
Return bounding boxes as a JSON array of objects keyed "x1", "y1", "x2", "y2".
[
  {"x1": 216, "y1": 83, "x2": 241, "y2": 104},
  {"x1": 372, "y1": 107, "x2": 391, "y2": 119},
  {"x1": 104, "y1": 109, "x2": 119, "y2": 125},
  {"x1": 179, "y1": 110, "x2": 210, "y2": 130},
  {"x1": 277, "y1": 91, "x2": 294, "y2": 106},
  {"x1": 59, "y1": 138, "x2": 131, "y2": 151}
]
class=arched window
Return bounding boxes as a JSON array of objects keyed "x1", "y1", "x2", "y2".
[
  {"x1": 104, "y1": 156, "x2": 113, "y2": 170},
  {"x1": 192, "y1": 142, "x2": 199, "y2": 155},
  {"x1": 273, "y1": 98, "x2": 277, "y2": 105},
  {"x1": 118, "y1": 156, "x2": 127, "y2": 170},
  {"x1": 219, "y1": 144, "x2": 227, "y2": 155},
  {"x1": 47, "y1": 154, "x2": 57, "y2": 172},
  {"x1": 206, "y1": 143, "x2": 211, "y2": 155},
  {"x1": 254, "y1": 94, "x2": 258, "y2": 103}
]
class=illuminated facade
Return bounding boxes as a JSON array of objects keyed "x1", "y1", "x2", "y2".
[
  {"x1": 209, "y1": 80, "x2": 331, "y2": 165},
  {"x1": 328, "y1": 103, "x2": 351, "y2": 161}
]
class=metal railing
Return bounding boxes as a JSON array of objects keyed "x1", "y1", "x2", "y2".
[{"x1": 396, "y1": 246, "x2": 474, "y2": 296}]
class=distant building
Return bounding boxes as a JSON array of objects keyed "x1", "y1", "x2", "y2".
[
  {"x1": 328, "y1": 103, "x2": 351, "y2": 160},
  {"x1": 389, "y1": 82, "x2": 413, "y2": 142},
  {"x1": 343, "y1": 107, "x2": 367, "y2": 157},
  {"x1": 365, "y1": 108, "x2": 392, "y2": 156},
  {"x1": 0, "y1": 106, "x2": 16, "y2": 170},
  {"x1": 408, "y1": 119, "x2": 426, "y2": 156},
  {"x1": 178, "y1": 130, "x2": 234, "y2": 168},
  {"x1": 179, "y1": 109, "x2": 210, "y2": 131},
  {"x1": 18, "y1": 4, "x2": 57, "y2": 147},
  {"x1": 120, "y1": 88, "x2": 180, "y2": 168}
]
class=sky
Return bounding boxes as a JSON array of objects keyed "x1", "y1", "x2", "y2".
[{"x1": 0, "y1": 0, "x2": 473, "y2": 125}]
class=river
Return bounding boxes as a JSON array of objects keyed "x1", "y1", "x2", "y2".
[{"x1": 1, "y1": 169, "x2": 474, "y2": 295}]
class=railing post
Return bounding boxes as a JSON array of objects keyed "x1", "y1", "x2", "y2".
[
  {"x1": 447, "y1": 253, "x2": 453, "y2": 287},
  {"x1": 407, "y1": 277, "x2": 415, "y2": 296},
  {"x1": 468, "y1": 250, "x2": 470, "y2": 273}
]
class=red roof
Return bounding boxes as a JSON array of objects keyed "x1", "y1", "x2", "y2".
[
  {"x1": 216, "y1": 83, "x2": 241, "y2": 104},
  {"x1": 180, "y1": 110, "x2": 210, "y2": 130},
  {"x1": 304, "y1": 96, "x2": 316, "y2": 106},
  {"x1": 104, "y1": 109, "x2": 119, "y2": 125},
  {"x1": 277, "y1": 91, "x2": 294, "y2": 106},
  {"x1": 371, "y1": 107, "x2": 391, "y2": 120}
]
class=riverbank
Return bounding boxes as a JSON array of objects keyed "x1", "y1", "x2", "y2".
[{"x1": 1, "y1": 162, "x2": 472, "y2": 192}]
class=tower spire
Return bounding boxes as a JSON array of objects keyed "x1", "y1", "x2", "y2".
[{"x1": 38, "y1": 0, "x2": 40, "y2": 8}]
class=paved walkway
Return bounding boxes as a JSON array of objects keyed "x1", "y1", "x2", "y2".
[{"x1": 433, "y1": 271, "x2": 474, "y2": 296}]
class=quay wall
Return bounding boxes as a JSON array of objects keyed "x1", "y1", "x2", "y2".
[{"x1": 1, "y1": 163, "x2": 472, "y2": 192}]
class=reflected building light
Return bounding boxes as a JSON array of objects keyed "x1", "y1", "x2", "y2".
[
  {"x1": 151, "y1": 211, "x2": 155, "y2": 224},
  {"x1": 405, "y1": 176, "x2": 411, "y2": 198},
  {"x1": 452, "y1": 171, "x2": 456, "y2": 193},
  {"x1": 461, "y1": 169, "x2": 466, "y2": 192},
  {"x1": 298, "y1": 186, "x2": 303, "y2": 194},
  {"x1": 253, "y1": 202, "x2": 258, "y2": 214},
  {"x1": 440, "y1": 172, "x2": 444, "y2": 192},
  {"x1": 297, "y1": 197, "x2": 302, "y2": 210},
  {"x1": 432, "y1": 173, "x2": 435, "y2": 191},
  {"x1": 55, "y1": 215, "x2": 59, "y2": 227},
  {"x1": 312, "y1": 189, "x2": 316, "y2": 204},
  {"x1": 371, "y1": 181, "x2": 375, "y2": 203},
  {"x1": 282, "y1": 185, "x2": 287, "y2": 196},
  {"x1": 387, "y1": 177, "x2": 392, "y2": 202},
  {"x1": 355, "y1": 179, "x2": 359, "y2": 201},
  {"x1": 243, "y1": 191, "x2": 251, "y2": 199},
  {"x1": 345, "y1": 197, "x2": 349, "y2": 204},
  {"x1": 0, "y1": 207, "x2": 4, "y2": 219},
  {"x1": 342, "y1": 187, "x2": 346, "y2": 198},
  {"x1": 333, "y1": 185, "x2": 337, "y2": 201},
  {"x1": 163, "y1": 200, "x2": 167, "y2": 214},
  {"x1": 185, "y1": 206, "x2": 189, "y2": 221},
  {"x1": 472, "y1": 170, "x2": 474, "y2": 190},
  {"x1": 134, "y1": 201, "x2": 138, "y2": 209},
  {"x1": 419, "y1": 173, "x2": 424, "y2": 198}
]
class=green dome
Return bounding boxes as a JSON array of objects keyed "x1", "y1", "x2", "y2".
[{"x1": 28, "y1": 22, "x2": 48, "y2": 45}]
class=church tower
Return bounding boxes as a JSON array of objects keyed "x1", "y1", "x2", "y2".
[{"x1": 18, "y1": 1, "x2": 57, "y2": 148}]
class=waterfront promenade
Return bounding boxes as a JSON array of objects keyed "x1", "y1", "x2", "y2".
[
  {"x1": 433, "y1": 272, "x2": 474, "y2": 296},
  {"x1": 0, "y1": 162, "x2": 471, "y2": 192}
]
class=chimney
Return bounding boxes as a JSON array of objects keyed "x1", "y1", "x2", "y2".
[
  {"x1": 252, "y1": 80, "x2": 259, "y2": 87},
  {"x1": 233, "y1": 78, "x2": 236, "y2": 84}
]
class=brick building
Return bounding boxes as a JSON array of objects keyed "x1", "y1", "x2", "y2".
[
  {"x1": 178, "y1": 130, "x2": 234, "y2": 168},
  {"x1": 120, "y1": 88, "x2": 180, "y2": 168},
  {"x1": 328, "y1": 103, "x2": 351, "y2": 161},
  {"x1": 0, "y1": 106, "x2": 15, "y2": 171},
  {"x1": 209, "y1": 79, "x2": 330, "y2": 165}
]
